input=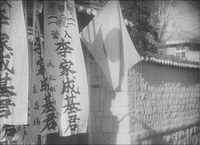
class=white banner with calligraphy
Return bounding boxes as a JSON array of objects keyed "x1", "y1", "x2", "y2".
[
  {"x1": 44, "y1": 0, "x2": 89, "y2": 136},
  {"x1": 31, "y1": 16, "x2": 59, "y2": 135},
  {"x1": 0, "y1": 0, "x2": 29, "y2": 125}
]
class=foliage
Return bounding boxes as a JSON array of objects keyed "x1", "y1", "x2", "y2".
[
  {"x1": 75, "y1": 0, "x2": 178, "y2": 54},
  {"x1": 120, "y1": 0, "x2": 177, "y2": 54}
]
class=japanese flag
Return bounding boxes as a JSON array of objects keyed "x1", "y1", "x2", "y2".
[{"x1": 80, "y1": 1, "x2": 141, "y2": 90}]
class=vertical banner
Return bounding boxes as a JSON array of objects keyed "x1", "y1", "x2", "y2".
[
  {"x1": 0, "y1": 14, "x2": 50, "y2": 143},
  {"x1": 44, "y1": 0, "x2": 89, "y2": 136},
  {"x1": 31, "y1": 16, "x2": 58, "y2": 135},
  {"x1": 0, "y1": 0, "x2": 29, "y2": 125}
]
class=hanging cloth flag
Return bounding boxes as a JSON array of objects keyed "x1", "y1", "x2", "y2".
[
  {"x1": 0, "y1": 0, "x2": 29, "y2": 125},
  {"x1": 80, "y1": 0, "x2": 141, "y2": 90},
  {"x1": 44, "y1": 0, "x2": 89, "y2": 136},
  {"x1": 30, "y1": 14, "x2": 59, "y2": 136}
]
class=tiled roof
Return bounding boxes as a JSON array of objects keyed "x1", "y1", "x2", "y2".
[{"x1": 142, "y1": 51, "x2": 200, "y2": 69}]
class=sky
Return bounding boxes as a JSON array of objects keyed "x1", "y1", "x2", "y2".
[{"x1": 165, "y1": 0, "x2": 200, "y2": 36}]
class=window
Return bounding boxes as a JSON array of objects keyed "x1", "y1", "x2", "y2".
[
  {"x1": 181, "y1": 47, "x2": 185, "y2": 50},
  {"x1": 176, "y1": 53, "x2": 181, "y2": 57},
  {"x1": 181, "y1": 52, "x2": 185, "y2": 58}
]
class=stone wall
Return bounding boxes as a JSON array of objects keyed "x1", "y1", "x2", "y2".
[
  {"x1": 84, "y1": 44, "x2": 200, "y2": 144},
  {"x1": 84, "y1": 47, "x2": 119, "y2": 144},
  {"x1": 128, "y1": 61, "x2": 200, "y2": 145}
]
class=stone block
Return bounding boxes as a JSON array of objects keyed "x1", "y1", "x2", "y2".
[
  {"x1": 90, "y1": 63, "x2": 96, "y2": 78},
  {"x1": 109, "y1": 92, "x2": 117, "y2": 102},
  {"x1": 105, "y1": 91, "x2": 110, "y2": 101},
  {"x1": 91, "y1": 134, "x2": 104, "y2": 144},
  {"x1": 99, "y1": 88, "x2": 106, "y2": 102},
  {"x1": 91, "y1": 103, "x2": 100, "y2": 111},
  {"x1": 118, "y1": 115, "x2": 130, "y2": 133},
  {"x1": 91, "y1": 120, "x2": 95, "y2": 127},
  {"x1": 95, "y1": 126, "x2": 102, "y2": 133},
  {"x1": 118, "y1": 106, "x2": 128, "y2": 115},
  {"x1": 95, "y1": 64, "x2": 102, "y2": 77},
  {"x1": 110, "y1": 106, "x2": 119, "y2": 118},
  {"x1": 91, "y1": 126, "x2": 101, "y2": 133},
  {"x1": 90, "y1": 112, "x2": 96, "y2": 121},
  {"x1": 90, "y1": 77, "x2": 101, "y2": 86},
  {"x1": 97, "y1": 111, "x2": 104, "y2": 117},
  {"x1": 130, "y1": 132, "x2": 141, "y2": 144},
  {"x1": 111, "y1": 93, "x2": 121, "y2": 108},
  {"x1": 86, "y1": 62, "x2": 90, "y2": 73},
  {"x1": 91, "y1": 88, "x2": 99, "y2": 102},
  {"x1": 128, "y1": 68, "x2": 135, "y2": 76},
  {"x1": 113, "y1": 116, "x2": 119, "y2": 133},
  {"x1": 128, "y1": 83, "x2": 136, "y2": 92},
  {"x1": 96, "y1": 117, "x2": 102, "y2": 128},
  {"x1": 121, "y1": 82, "x2": 128, "y2": 92},
  {"x1": 104, "y1": 133, "x2": 116, "y2": 144},
  {"x1": 101, "y1": 73, "x2": 108, "y2": 87},
  {"x1": 102, "y1": 117, "x2": 113, "y2": 133},
  {"x1": 120, "y1": 93, "x2": 128, "y2": 107},
  {"x1": 116, "y1": 133, "x2": 130, "y2": 144},
  {"x1": 100, "y1": 102, "x2": 104, "y2": 111},
  {"x1": 103, "y1": 102, "x2": 110, "y2": 117}
]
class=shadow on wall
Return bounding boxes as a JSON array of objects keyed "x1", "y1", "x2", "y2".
[
  {"x1": 47, "y1": 132, "x2": 89, "y2": 144},
  {"x1": 129, "y1": 115, "x2": 168, "y2": 144},
  {"x1": 82, "y1": 44, "x2": 119, "y2": 145},
  {"x1": 137, "y1": 61, "x2": 200, "y2": 85},
  {"x1": 128, "y1": 61, "x2": 200, "y2": 145}
]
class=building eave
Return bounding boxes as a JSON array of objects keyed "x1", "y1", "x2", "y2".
[{"x1": 141, "y1": 51, "x2": 200, "y2": 69}]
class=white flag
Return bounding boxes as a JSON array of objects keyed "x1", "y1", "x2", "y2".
[
  {"x1": 0, "y1": 0, "x2": 29, "y2": 125},
  {"x1": 44, "y1": 0, "x2": 89, "y2": 136},
  {"x1": 80, "y1": 1, "x2": 141, "y2": 90},
  {"x1": 31, "y1": 15, "x2": 59, "y2": 135}
]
